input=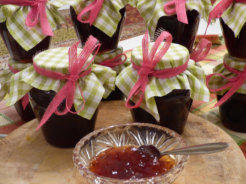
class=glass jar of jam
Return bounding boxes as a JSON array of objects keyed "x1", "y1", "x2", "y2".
[
  {"x1": 0, "y1": 22, "x2": 51, "y2": 63},
  {"x1": 217, "y1": 93, "x2": 246, "y2": 133},
  {"x1": 70, "y1": 7, "x2": 126, "y2": 53},
  {"x1": 155, "y1": 10, "x2": 200, "y2": 53},
  {"x1": 29, "y1": 88, "x2": 97, "y2": 148},
  {"x1": 220, "y1": 18, "x2": 246, "y2": 59},
  {"x1": 130, "y1": 89, "x2": 193, "y2": 134}
]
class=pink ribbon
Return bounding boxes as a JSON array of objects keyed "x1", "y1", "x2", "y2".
[
  {"x1": 125, "y1": 31, "x2": 189, "y2": 109},
  {"x1": 8, "y1": 64, "x2": 29, "y2": 110},
  {"x1": 99, "y1": 53, "x2": 127, "y2": 68},
  {"x1": 33, "y1": 37, "x2": 100, "y2": 129},
  {"x1": 190, "y1": 38, "x2": 212, "y2": 62},
  {"x1": 207, "y1": 0, "x2": 246, "y2": 28},
  {"x1": 0, "y1": 0, "x2": 53, "y2": 36},
  {"x1": 206, "y1": 60, "x2": 246, "y2": 107},
  {"x1": 164, "y1": 0, "x2": 188, "y2": 24},
  {"x1": 77, "y1": 0, "x2": 104, "y2": 25}
]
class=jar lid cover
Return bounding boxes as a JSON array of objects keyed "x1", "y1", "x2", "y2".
[
  {"x1": 131, "y1": 43, "x2": 189, "y2": 70},
  {"x1": 33, "y1": 47, "x2": 93, "y2": 74}
]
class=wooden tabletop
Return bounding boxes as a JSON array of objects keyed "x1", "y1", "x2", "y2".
[{"x1": 0, "y1": 101, "x2": 246, "y2": 184}]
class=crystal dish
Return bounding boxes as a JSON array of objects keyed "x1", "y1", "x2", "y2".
[{"x1": 73, "y1": 123, "x2": 188, "y2": 184}]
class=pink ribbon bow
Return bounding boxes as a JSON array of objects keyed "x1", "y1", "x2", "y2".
[
  {"x1": 208, "y1": 0, "x2": 246, "y2": 27},
  {"x1": 8, "y1": 64, "x2": 29, "y2": 110},
  {"x1": 125, "y1": 31, "x2": 189, "y2": 109},
  {"x1": 77, "y1": 0, "x2": 104, "y2": 25},
  {"x1": 164, "y1": 0, "x2": 188, "y2": 24},
  {"x1": 206, "y1": 60, "x2": 246, "y2": 107},
  {"x1": 99, "y1": 52, "x2": 127, "y2": 68},
  {"x1": 33, "y1": 37, "x2": 100, "y2": 130},
  {"x1": 0, "y1": 0, "x2": 53, "y2": 36}
]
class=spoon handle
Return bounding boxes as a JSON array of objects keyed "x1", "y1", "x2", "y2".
[{"x1": 162, "y1": 142, "x2": 229, "y2": 155}]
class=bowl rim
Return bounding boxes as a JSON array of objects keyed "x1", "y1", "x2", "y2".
[{"x1": 73, "y1": 122, "x2": 189, "y2": 183}]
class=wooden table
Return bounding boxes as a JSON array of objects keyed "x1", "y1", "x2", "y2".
[{"x1": 0, "y1": 101, "x2": 246, "y2": 184}]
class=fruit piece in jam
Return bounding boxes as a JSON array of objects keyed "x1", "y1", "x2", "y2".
[{"x1": 89, "y1": 145, "x2": 175, "y2": 179}]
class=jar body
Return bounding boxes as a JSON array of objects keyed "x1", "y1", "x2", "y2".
[
  {"x1": 0, "y1": 22, "x2": 51, "y2": 63},
  {"x1": 217, "y1": 93, "x2": 246, "y2": 133},
  {"x1": 155, "y1": 10, "x2": 200, "y2": 53},
  {"x1": 130, "y1": 90, "x2": 192, "y2": 134},
  {"x1": 103, "y1": 87, "x2": 124, "y2": 101},
  {"x1": 29, "y1": 88, "x2": 97, "y2": 148},
  {"x1": 70, "y1": 7, "x2": 126, "y2": 53},
  {"x1": 14, "y1": 99, "x2": 35, "y2": 122},
  {"x1": 220, "y1": 18, "x2": 246, "y2": 59}
]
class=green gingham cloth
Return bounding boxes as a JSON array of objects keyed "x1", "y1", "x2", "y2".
[
  {"x1": 0, "y1": 1, "x2": 71, "y2": 51},
  {"x1": 5, "y1": 47, "x2": 116, "y2": 120},
  {"x1": 0, "y1": 5, "x2": 18, "y2": 23},
  {"x1": 0, "y1": 59, "x2": 31, "y2": 102},
  {"x1": 215, "y1": 0, "x2": 246, "y2": 37},
  {"x1": 94, "y1": 47, "x2": 129, "y2": 73},
  {"x1": 116, "y1": 43, "x2": 210, "y2": 121},
  {"x1": 208, "y1": 54, "x2": 246, "y2": 95},
  {"x1": 72, "y1": 0, "x2": 211, "y2": 38}
]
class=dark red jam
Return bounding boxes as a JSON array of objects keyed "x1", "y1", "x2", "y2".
[
  {"x1": 89, "y1": 146, "x2": 175, "y2": 180},
  {"x1": 14, "y1": 100, "x2": 35, "y2": 122},
  {"x1": 70, "y1": 7, "x2": 126, "y2": 53},
  {"x1": 29, "y1": 88, "x2": 97, "y2": 148},
  {"x1": 217, "y1": 93, "x2": 246, "y2": 133},
  {"x1": 155, "y1": 10, "x2": 200, "y2": 53},
  {"x1": 130, "y1": 89, "x2": 192, "y2": 134},
  {"x1": 220, "y1": 18, "x2": 246, "y2": 59},
  {"x1": 0, "y1": 22, "x2": 51, "y2": 63}
]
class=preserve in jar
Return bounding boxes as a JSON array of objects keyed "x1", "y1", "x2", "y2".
[
  {"x1": 4, "y1": 39, "x2": 117, "y2": 147},
  {"x1": 70, "y1": 7, "x2": 126, "y2": 53},
  {"x1": 0, "y1": 22, "x2": 51, "y2": 63},
  {"x1": 116, "y1": 32, "x2": 209, "y2": 134},
  {"x1": 217, "y1": 93, "x2": 246, "y2": 133},
  {"x1": 130, "y1": 90, "x2": 193, "y2": 134},
  {"x1": 220, "y1": 19, "x2": 246, "y2": 59},
  {"x1": 207, "y1": 54, "x2": 246, "y2": 133}
]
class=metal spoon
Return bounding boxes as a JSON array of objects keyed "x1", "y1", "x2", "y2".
[
  {"x1": 138, "y1": 142, "x2": 229, "y2": 157},
  {"x1": 161, "y1": 142, "x2": 229, "y2": 156}
]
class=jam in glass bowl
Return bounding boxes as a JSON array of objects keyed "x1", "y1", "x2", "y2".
[{"x1": 73, "y1": 123, "x2": 188, "y2": 184}]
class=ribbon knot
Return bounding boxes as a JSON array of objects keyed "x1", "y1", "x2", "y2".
[
  {"x1": 164, "y1": 0, "x2": 188, "y2": 24},
  {"x1": 33, "y1": 37, "x2": 100, "y2": 130},
  {"x1": 67, "y1": 74, "x2": 81, "y2": 82},
  {"x1": 206, "y1": 60, "x2": 246, "y2": 107},
  {"x1": 0, "y1": 0, "x2": 53, "y2": 36},
  {"x1": 125, "y1": 31, "x2": 189, "y2": 109},
  {"x1": 77, "y1": 0, "x2": 104, "y2": 25},
  {"x1": 138, "y1": 64, "x2": 153, "y2": 76}
]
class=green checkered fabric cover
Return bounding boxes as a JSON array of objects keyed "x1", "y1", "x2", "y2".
[
  {"x1": 208, "y1": 54, "x2": 246, "y2": 95},
  {"x1": 5, "y1": 47, "x2": 116, "y2": 120},
  {"x1": 0, "y1": 59, "x2": 31, "y2": 102},
  {"x1": 72, "y1": 0, "x2": 211, "y2": 38},
  {"x1": 215, "y1": 1, "x2": 246, "y2": 37},
  {"x1": 0, "y1": 1, "x2": 70, "y2": 51},
  {"x1": 116, "y1": 43, "x2": 210, "y2": 121},
  {"x1": 94, "y1": 47, "x2": 129, "y2": 73},
  {"x1": 0, "y1": 5, "x2": 18, "y2": 23}
]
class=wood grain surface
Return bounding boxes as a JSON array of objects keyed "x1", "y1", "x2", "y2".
[{"x1": 0, "y1": 101, "x2": 246, "y2": 184}]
